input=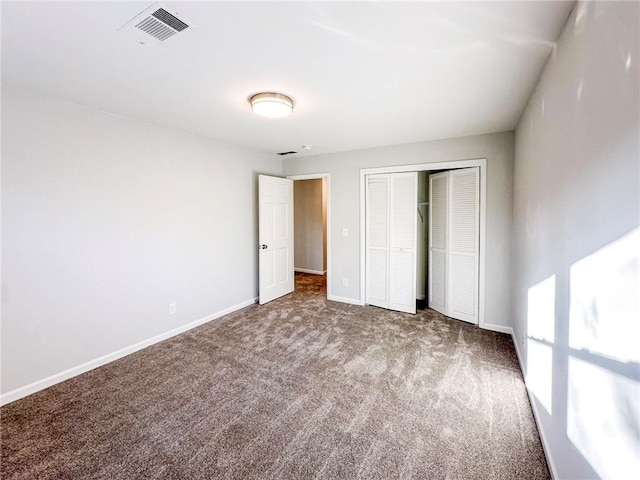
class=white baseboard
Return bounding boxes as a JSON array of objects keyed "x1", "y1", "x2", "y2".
[
  {"x1": 294, "y1": 268, "x2": 327, "y2": 275},
  {"x1": 511, "y1": 331, "x2": 558, "y2": 480},
  {"x1": 0, "y1": 297, "x2": 258, "y2": 406},
  {"x1": 511, "y1": 330, "x2": 525, "y2": 373},
  {"x1": 327, "y1": 295, "x2": 364, "y2": 306},
  {"x1": 481, "y1": 323, "x2": 513, "y2": 335}
]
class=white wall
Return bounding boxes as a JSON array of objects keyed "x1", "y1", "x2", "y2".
[
  {"x1": 294, "y1": 179, "x2": 325, "y2": 273},
  {"x1": 1, "y1": 87, "x2": 281, "y2": 398},
  {"x1": 513, "y1": 1, "x2": 639, "y2": 478},
  {"x1": 283, "y1": 131, "x2": 514, "y2": 328}
]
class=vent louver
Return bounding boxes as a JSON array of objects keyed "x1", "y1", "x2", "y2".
[{"x1": 118, "y1": 3, "x2": 192, "y2": 47}]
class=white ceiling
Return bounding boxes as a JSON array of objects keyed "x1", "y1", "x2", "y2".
[{"x1": 2, "y1": 1, "x2": 574, "y2": 157}]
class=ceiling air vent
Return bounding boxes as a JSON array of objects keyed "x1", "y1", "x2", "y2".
[
  {"x1": 118, "y1": 3, "x2": 192, "y2": 47},
  {"x1": 277, "y1": 151, "x2": 298, "y2": 156}
]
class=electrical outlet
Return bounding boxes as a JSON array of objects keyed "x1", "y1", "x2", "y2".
[
  {"x1": 169, "y1": 303, "x2": 176, "y2": 315},
  {"x1": 342, "y1": 277, "x2": 348, "y2": 287},
  {"x1": 522, "y1": 333, "x2": 525, "y2": 346}
]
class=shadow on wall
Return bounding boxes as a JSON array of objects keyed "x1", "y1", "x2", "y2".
[{"x1": 525, "y1": 227, "x2": 640, "y2": 478}]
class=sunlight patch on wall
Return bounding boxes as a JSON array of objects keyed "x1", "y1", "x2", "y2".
[
  {"x1": 526, "y1": 339, "x2": 553, "y2": 414},
  {"x1": 568, "y1": 357, "x2": 640, "y2": 478},
  {"x1": 527, "y1": 275, "x2": 556, "y2": 342},
  {"x1": 526, "y1": 274, "x2": 556, "y2": 414},
  {"x1": 569, "y1": 227, "x2": 639, "y2": 363}
]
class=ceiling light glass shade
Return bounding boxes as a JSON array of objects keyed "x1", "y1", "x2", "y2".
[{"x1": 250, "y1": 92, "x2": 294, "y2": 118}]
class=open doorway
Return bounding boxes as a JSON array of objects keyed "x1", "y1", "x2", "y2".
[{"x1": 288, "y1": 174, "x2": 330, "y2": 298}]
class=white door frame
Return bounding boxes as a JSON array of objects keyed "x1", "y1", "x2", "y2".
[
  {"x1": 359, "y1": 159, "x2": 487, "y2": 329},
  {"x1": 287, "y1": 173, "x2": 331, "y2": 300}
]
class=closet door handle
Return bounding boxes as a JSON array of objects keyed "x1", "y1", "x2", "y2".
[{"x1": 260, "y1": 244, "x2": 268, "y2": 250}]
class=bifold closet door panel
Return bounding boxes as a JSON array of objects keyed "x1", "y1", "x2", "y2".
[
  {"x1": 366, "y1": 175, "x2": 389, "y2": 308},
  {"x1": 428, "y1": 172, "x2": 448, "y2": 315},
  {"x1": 389, "y1": 172, "x2": 417, "y2": 314},
  {"x1": 366, "y1": 172, "x2": 417, "y2": 314},
  {"x1": 448, "y1": 167, "x2": 479, "y2": 324}
]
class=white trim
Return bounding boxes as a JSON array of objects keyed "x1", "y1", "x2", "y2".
[
  {"x1": 327, "y1": 294, "x2": 365, "y2": 306},
  {"x1": 478, "y1": 162, "x2": 487, "y2": 328},
  {"x1": 287, "y1": 173, "x2": 331, "y2": 300},
  {"x1": 482, "y1": 323, "x2": 513, "y2": 335},
  {"x1": 361, "y1": 159, "x2": 486, "y2": 176},
  {"x1": 359, "y1": 159, "x2": 488, "y2": 328},
  {"x1": 287, "y1": 173, "x2": 329, "y2": 181},
  {"x1": 512, "y1": 330, "x2": 526, "y2": 375},
  {"x1": 360, "y1": 170, "x2": 367, "y2": 309},
  {"x1": 0, "y1": 297, "x2": 258, "y2": 406},
  {"x1": 511, "y1": 331, "x2": 558, "y2": 480},
  {"x1": 295, "y1": 268, "x2": 326, "y2": 275}
]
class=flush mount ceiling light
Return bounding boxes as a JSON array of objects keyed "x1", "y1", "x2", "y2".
[{"x1": 250, "y1": 92, "x2": 294, "y2": 118}]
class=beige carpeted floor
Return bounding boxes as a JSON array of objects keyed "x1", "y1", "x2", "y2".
[{"x1": 1, "y1": 273, "x2": 549, "y2": 479}]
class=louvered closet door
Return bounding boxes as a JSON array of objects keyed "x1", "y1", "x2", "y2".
[
  {"x1": 448, "y1": 168, "x2": 479, "y2": 324},
  {"x1": 366, "y1": 172, "x2": 417, "y2": 314},
  {"x1": 366, "y1": 175, "x2": 389, "y2": 308},
  {"x1": 389, "y1": 173, "x2": 417, "y2": 314},
  {"x1": 428, "y1": 172, "x2": 448, "y2": 315}
]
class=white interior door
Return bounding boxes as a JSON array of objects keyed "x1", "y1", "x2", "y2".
[
  {"x1": 365, "y1": 172, "x2": 417, "y2": 314},
  {"x1": 259, "y1": 175, "x2": 294, "y2": 305},
  {"x1": 428, "y1": 168, "x2": 479, "y2": 324}
]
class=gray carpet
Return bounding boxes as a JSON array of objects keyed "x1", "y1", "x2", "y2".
[{"x1": 1, "y1": 273, "x2": 549, "y2": 479}]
